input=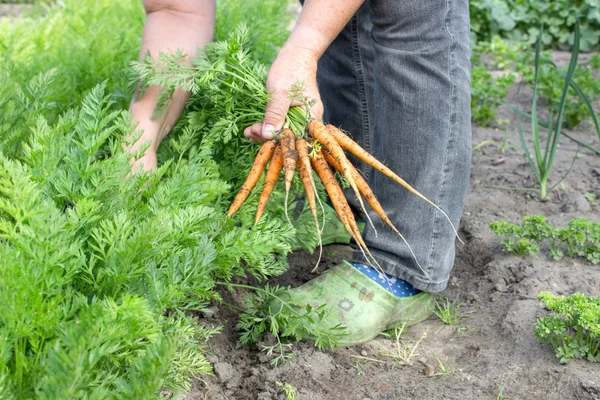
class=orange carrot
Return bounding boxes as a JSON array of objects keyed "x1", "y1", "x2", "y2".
[
  {"x1": 323, "y1": 151, "x2": 391, "y2": 227},
  {"x1": 255, "y1": 143, "x2": 284, "y2": 225},
  {"x1": 310, "y1": 150, "x2": 354, "y2": 237},
  {"x1": 310, "y1": 149, "x2": 380, "y2": 269},
  {"x1": 308, "y1": 120, "x2": 377, "y2": 236},
  {"x1": 324, "y1": 150, "x2": 427, "y2": 275},
  {"x1": 296, "y1": 138, "x2": 318, "y2": 227},
  {"x1": 228, "y1": 140, "x2": 277, "y2": 217},
  {"x1": 281, "y1": 128, "x2": 297, "y2": 194},
  {"x1": 328, "y1": 124, "x2": 462, "y2": 244},
  {"x1": 297, "y1": 138, "x2": 323, "y2": 271},
  {"x1": 281, "y1": 128, "x2": 298, "y2": 226}
]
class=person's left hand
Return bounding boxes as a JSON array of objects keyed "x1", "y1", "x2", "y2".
[{"x1": 243, "y1": 45, "x2": 324, "y2": 143}]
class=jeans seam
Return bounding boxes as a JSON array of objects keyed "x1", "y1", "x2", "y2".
[
  {"x1": 425, "y1": 0, "x2": 457, "y2": 277},
  {"x1": 350, "y1": 13, "x2": 372, "y2": 175}
]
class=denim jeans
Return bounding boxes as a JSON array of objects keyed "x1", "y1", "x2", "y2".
[{"x1": 316, "y1": 0, "x2": 472, "y2": 292}]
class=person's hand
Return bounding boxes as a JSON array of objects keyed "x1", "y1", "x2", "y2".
[{"x1": 243, "y1": 45, "x2": 324, "y2": 143}]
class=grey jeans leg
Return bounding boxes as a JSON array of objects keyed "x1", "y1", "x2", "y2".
[{"x1": 317, "y1": 0, "x2": 472, "y2": 293}]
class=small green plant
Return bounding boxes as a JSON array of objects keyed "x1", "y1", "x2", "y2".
[
  {"x1": 535, "y1": 292, "x2": 600, "y2": 363},
  {"x1": 235, "y1": 284, "x2": 347, "y2": 366},
  {"x1": 497, "y1": 384, "x2": 507, "y2": 400},
  {"x1": 473, "y1": 120, "x2": 521, "y2": 156},
  {"x1": 433, "y1": 297, "x2": 465, "y2": 326},
  {"x1": 377, "y1": 324, "x2": 427, "y2": 366},
  {"x1": 584, "y1": 193, "x2": 598, "y2": 202},
  {"x1": 491, "y1": 216, "x2": 600, "y2": 264},
  {"x1": 489, "y1": 216, "x2": 551, "y2": 257},
  {"x1": 276, "y1": 381, "x2": 297, "y2": 400},
  {"x1": 536, "y1": 55, "x2": 600, "y2": 130},
  {"x1": 457, "y1": 326, "x2": 474, "y2": 336},
  {"x1": 353, "y1": 361, "x2": 365, "y2": 376},
  {"x1": 470, "y1": 62, "x2": 516, "y2": 126},
  {"x1": 426, "y1": 354, "x2": 455, "y2": 378}
]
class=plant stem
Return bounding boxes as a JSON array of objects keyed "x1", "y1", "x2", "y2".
[
  {"x1": 220, "y1": 301, "x2": 245, "y2": 313},
  {"x1": 540, "y1": 180, "x2": 548, "y2": 199}
]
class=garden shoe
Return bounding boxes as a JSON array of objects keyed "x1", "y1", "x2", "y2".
[{"x1": 279, "y1": 261, "x2": 434, "y2": 346}]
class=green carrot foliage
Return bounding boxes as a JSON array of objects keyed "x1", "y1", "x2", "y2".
[{"x1": 0, "y1": 0, "x2": 333, "y2": 397}]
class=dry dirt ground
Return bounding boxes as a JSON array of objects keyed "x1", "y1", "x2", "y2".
[{"x1": 184, "y1": 76, "x2": 600, "y2": 400}]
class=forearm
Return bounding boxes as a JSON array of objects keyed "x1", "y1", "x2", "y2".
[
  {"x1": 128, "y1": 0, "x2": 215, "y2": 166},
  {"x1": 248, "y1": 0, "x2": 365, "y2": 141},
  {"x1": 281, "y1": 0, "x2": 365, "y2": 61}
]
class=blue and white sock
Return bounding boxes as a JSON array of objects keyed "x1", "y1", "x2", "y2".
[{"x1": 352, "y1": 262, "x2": 420, "y2": 298}]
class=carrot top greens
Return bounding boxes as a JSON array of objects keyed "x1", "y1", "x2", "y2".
[{"x1": 135, "y1": 25, "x2": 313, "y2": 140}]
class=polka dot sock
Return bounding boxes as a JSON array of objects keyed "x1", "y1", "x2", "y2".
[{"x1": 352, "y1": 262, "x2": 420, "y2": 298}]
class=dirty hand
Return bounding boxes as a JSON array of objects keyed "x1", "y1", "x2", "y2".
[{"x1": 243, "y1": 45, "x2": 323, "y2": 143}]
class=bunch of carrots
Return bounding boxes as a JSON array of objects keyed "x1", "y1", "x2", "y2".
[{"x1": 227, "y1": 119, "x2": 458, "y2": 271}]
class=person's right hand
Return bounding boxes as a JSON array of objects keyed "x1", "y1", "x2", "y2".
[{"x1": 243, "y1": 40, "x2": 324, "y2": 143}]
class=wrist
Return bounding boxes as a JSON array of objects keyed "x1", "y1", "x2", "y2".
[{"x1": 281, "y1": 25, "x2": 328, "y2": 63}]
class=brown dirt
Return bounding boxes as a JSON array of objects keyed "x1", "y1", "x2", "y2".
[{"x1": 180, "y1": 76, "x2": 600, "y2": 400}]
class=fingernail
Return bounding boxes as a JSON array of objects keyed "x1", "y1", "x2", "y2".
[{"x1": 262, "y1": 124, "x2": 276, "y2": 140}]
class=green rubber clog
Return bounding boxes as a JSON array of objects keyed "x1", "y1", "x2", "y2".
[{"x1": 279, "y1": 261, "x2": 434, "y2": 346}]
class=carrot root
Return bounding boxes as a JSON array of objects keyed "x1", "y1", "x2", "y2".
[
  {"x1": 255, "y1": 143, "x2": 284, "y2": 225},
  {"x1": 328, "y1": 124, "x2": 463, "y2": 245},
  {"x1": 323, "y1": 150, "x2": 428, "y2": 277},
  {"x1": 308, "y1": 120, "x2": 378, "y2": 237},
  {"x1": 281, "y1": 128, "x2": 298, "y2": 227},
  {"x1": 297, "y1": 138, "x2": 323, "y2": 272},
  {"x1": 310, "y1": 149, "x2": 383, "y2": 274},
  {"x1": 228, "y1": 140, "x2": 277, "y2": 217}
]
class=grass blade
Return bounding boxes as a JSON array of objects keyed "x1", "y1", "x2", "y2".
[{"x1": 549, "y1": 143, "x2": 581, "y2": 192}]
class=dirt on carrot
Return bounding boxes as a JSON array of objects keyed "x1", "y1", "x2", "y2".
[
  {"x1": 254, "y1": 143, "x2": 284, "y2": 225},
  {"x1": 228, "y1": 140, "x2": 277, "y2": 217}
]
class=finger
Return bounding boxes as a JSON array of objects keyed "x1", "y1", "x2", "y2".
[
  {"x1": 262, "y1": 88, "x2": 290, "y2": 140},
  {"x1": 244, "y1": 123, "x2": 262, "y2": 140},
  {"x1": 309, "y1": 99, "x2": 325, "y2": 121},
  {"x1": 244, "y1": 123, "x2": 269, "y2": 143}
]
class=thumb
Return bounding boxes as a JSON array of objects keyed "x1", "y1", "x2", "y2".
[{"x1": 262, "y1": 89, "x2": 290, "y2": 140}]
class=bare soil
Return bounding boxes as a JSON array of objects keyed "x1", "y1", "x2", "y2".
[{"x1": 185, "y1": 77, "x2": 600, "y2": 400}]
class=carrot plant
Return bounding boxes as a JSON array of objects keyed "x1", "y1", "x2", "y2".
[{"x1": 0, "y1": 0, "x2": 338, "y2": 396}]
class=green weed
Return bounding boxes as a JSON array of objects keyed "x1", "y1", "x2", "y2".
[
  {"x1": 426, "y1": 354, "x2": 455, "y2": 378},
  {"x1": 277, "y1": 381, "x2": 297, "y2": 400},
  {"x1": 434, "y1": 298, "x2": 465, "y2": 326}
]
